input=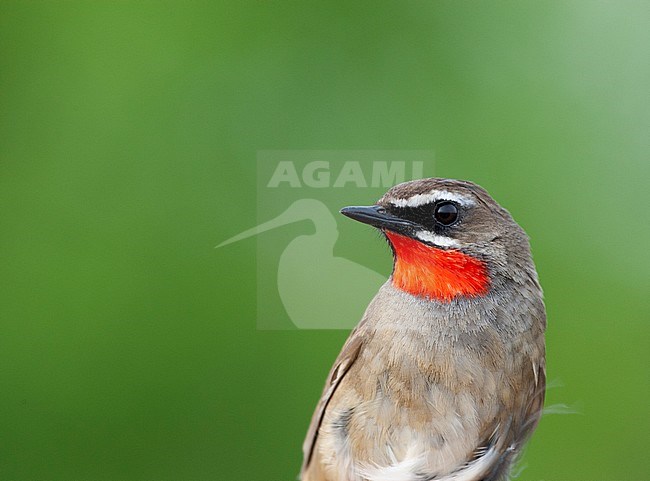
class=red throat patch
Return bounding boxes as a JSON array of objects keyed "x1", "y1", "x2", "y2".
[{"x1": 385, "y1": 232, "x2": 489, "y2": 302}]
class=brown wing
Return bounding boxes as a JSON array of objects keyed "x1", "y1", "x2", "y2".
[
  {"x1": 300, "y1": 329, "x2": 365, "y2": 476},
  {"x1": 521, "y1": 358, "x2": 546, "y2": 440},
  {"x1": 480, "y1": 357, "x2": 547, "y2": 481}
]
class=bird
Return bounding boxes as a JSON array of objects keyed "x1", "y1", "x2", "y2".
[
  {"x1": 300, "y1": 178, "x2": 546, "y2": 481},
  {"x1": 217, "y1": 198, "x2": 385, "y2": 329}
]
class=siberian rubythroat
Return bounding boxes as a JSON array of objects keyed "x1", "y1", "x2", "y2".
[{"x1": 301, "y1": 178, "x2": 546, "y2": 481}]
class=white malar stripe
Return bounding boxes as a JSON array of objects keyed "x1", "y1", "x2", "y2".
[
  {"x1": 359, "y1": 444, "x2": 499, "y2": 481},
  {"x1": 390, "y1": 190, "x2": 475, "y2": 208},
  {"x1": 415, "y1": 231, "x2": 461, "y2": 248}
]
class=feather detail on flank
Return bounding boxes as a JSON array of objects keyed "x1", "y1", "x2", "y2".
[
  {"x1": 357, "y1": 450, "x2": 425, "y2": 481},
  {"x1": 386, "y1": 232, "x2": 489, "y2": 302},
  {"x1": 358, "y1": 444, "x2": 499, "y2": 481}
]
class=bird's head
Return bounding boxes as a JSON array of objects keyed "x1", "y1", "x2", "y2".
[{"x1": 341, "y1": 178, "x2": 535, "y2": 302}]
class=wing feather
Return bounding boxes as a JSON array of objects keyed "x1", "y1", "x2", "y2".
[{"x1": 301, "y1": 330, "x2": 364, "y2": 476}]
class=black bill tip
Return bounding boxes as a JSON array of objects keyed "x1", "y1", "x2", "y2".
[{"x1": 340, "y1": 205, "x2": 417, "y2": 232}]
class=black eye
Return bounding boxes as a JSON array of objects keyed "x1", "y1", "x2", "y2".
[{"x1": 434, "y1": 202, "x2": 458, "y2": 225}]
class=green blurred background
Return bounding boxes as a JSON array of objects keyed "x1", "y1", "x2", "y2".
[{"x1": 1, "y1": 1, "x2": 648, "y2": 480}]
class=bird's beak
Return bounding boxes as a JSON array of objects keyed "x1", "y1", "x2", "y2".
[{"x1": 340, "y1": 205, "x2": 417, "y2": 235}]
